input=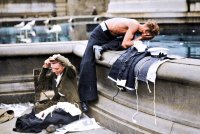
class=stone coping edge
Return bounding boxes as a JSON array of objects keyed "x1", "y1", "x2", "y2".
[{"x1": 0, "y1": 41, "x2": 200, "y2": 86}]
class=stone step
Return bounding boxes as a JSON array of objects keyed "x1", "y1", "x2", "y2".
[
  {"x1": 0, "y1": 82, "x2": 34, "y2": 93},
  {"x1": 0, "y1": 75, "x2": 33, "y2": 84},
  {"x1": 0, "y1": 91, "x2": 35, "y2": 104},
  {"x1": 70, "y1": 128, "x2": 117, "y2": 134},
  {"x1": 0, "y1": 75, "x2": 35, "y2": 103},
  {"x1": 88, "y1": 95, "x2": 200, "y2": 134},
  {"x1": 95, "y1": 62, "x2": 200, "y2": 129}
]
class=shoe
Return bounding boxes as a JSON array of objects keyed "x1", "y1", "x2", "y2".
[
  {"x1": 81, "y1": 101, "x2": 89, "y2": 112},
  {"x1": 46, "y1": 124, "x2": 56, "y2": 133},
  {"x1": 93, "y1": 45, "x2": 103, "y2": 60}
]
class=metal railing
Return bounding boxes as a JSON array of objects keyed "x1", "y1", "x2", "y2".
[{"x1": 0, "y1": 15, "x2": 108, "y2": 44}]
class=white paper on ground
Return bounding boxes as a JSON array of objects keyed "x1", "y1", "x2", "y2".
[
  {"x1": 0, "y1": 103, "x2": 33, "y2": 117},
  {"x1": 55, "y1": 117, "x2": 101, "y2": 134}
]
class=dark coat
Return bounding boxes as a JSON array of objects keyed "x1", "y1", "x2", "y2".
[{"x1": 36, "y1": 65, "x2": 81, "y2": 112}]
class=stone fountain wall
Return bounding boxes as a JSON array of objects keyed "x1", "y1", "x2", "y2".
[{"x1": 107, "y1": 0, "x2": 188, "y2": 13}]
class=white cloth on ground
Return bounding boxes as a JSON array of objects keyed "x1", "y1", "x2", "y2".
[{"x1": 36, "y1": 102, "x2": 81, "y2": 120}]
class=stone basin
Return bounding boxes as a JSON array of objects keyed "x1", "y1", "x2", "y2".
[{"x1": 0, "y1": 41, "x2": 200, "y2": 133}]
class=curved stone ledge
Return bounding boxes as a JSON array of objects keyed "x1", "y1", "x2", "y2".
[
  {"x1": 0, "y1": 41, "x2": 200, "y2": 132},
  {"x1": 157, "y1": 58, "x2": 200, "y2": 86},
  {"x1": 0, "y1": 41, "x2": 85, "y2": 57},
  {"x1": 99, "y1": 52, "x2": 200, "y2": 87},
  {"x1": 2, "y1": 41, "x2": 200, "y2": 87}
]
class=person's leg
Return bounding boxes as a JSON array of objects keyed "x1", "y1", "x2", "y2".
[
  {"x1": 78, "y1": 37, "x2": 98, "y2": 112},
  {"x1": 93, "y1": 37, "x2": 124, "y2": 60},
  {"x1": 78, "y1": 25, "x2": 122, "y2": 112},
  {"x1": 102, "y1": 37, "x2": 124, "y2": 51}
]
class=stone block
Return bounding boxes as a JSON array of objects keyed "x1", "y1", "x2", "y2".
[{"x1": 107, "y1": 0, "x2": 188, "y2": 13}]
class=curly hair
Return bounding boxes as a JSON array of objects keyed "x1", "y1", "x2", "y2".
[{"x1": 145, "y1": 19, "x2": 160, "y2": 36}]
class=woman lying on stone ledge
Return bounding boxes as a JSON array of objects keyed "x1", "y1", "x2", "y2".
[{"x1": 13, "y1": 54, "x2": 82, "y2": 133}]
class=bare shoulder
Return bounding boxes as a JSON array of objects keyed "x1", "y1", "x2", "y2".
[
  {"x1": 105, "y1": 18, "x2": 139, "y2": 35},
  {"x1": 106, "y1": 18, "x2": 136, "y2": 23},
  {"x1": 106, "y1": 18, "x2": 139, "y2": 27}
]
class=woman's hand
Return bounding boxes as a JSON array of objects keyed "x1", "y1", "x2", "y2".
[{"x1": 43, "y1": 59, "x2": 51, "y2": 68}]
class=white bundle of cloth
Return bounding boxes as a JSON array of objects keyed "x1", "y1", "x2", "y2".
[{"x1": 36, "y1": 102, "x2": 81, "y2": 120}]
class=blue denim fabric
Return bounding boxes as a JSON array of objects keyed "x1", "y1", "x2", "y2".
[
  {"x1": 125, "y1": 51, "x2": 149, "y2": 89},
  {"x1": 136, "y1": 57, "x2": 160, "y2": 82},
  {"x1": 108, "y1": 47, "x2": 149, "y2": 89},
  {"x1": 108, "y1": 47, "x2": 137, "y2": 81}
]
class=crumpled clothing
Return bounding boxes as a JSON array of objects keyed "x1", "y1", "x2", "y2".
[
  {"x1": 36, "y1": 102, "x2": 81, "y2": 120},
  {"x1": 13, "y1": 108, "x2": 79, "y2": 133},
  {"x1": 108, "y1": 46, "x2": 169, "y2": 90},
  {"x1": 132, "y1": 41, "x2": 147, "y2": 52},
  {"x1": 108, "y1": 47, "x2": 149, "y2": 90}
]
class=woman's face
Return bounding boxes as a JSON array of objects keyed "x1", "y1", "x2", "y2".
[{"x1": 51, "y1": 62, "x2": 65, "y2": 75}]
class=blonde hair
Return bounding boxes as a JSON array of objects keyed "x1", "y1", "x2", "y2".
[{"x1": 145, "y1": 19, "x2": 160, "y2": 36}]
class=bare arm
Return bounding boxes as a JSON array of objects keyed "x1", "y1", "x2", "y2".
[
  {"x1": 134, "y1": 34, "x2": 154, "y2": 41},
  {"x1": 106, "y1": 18, "x2": 142, "y2": 49},
  {"x1": 121, "y1": 26, "x2": 138, "y2": 49}
]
